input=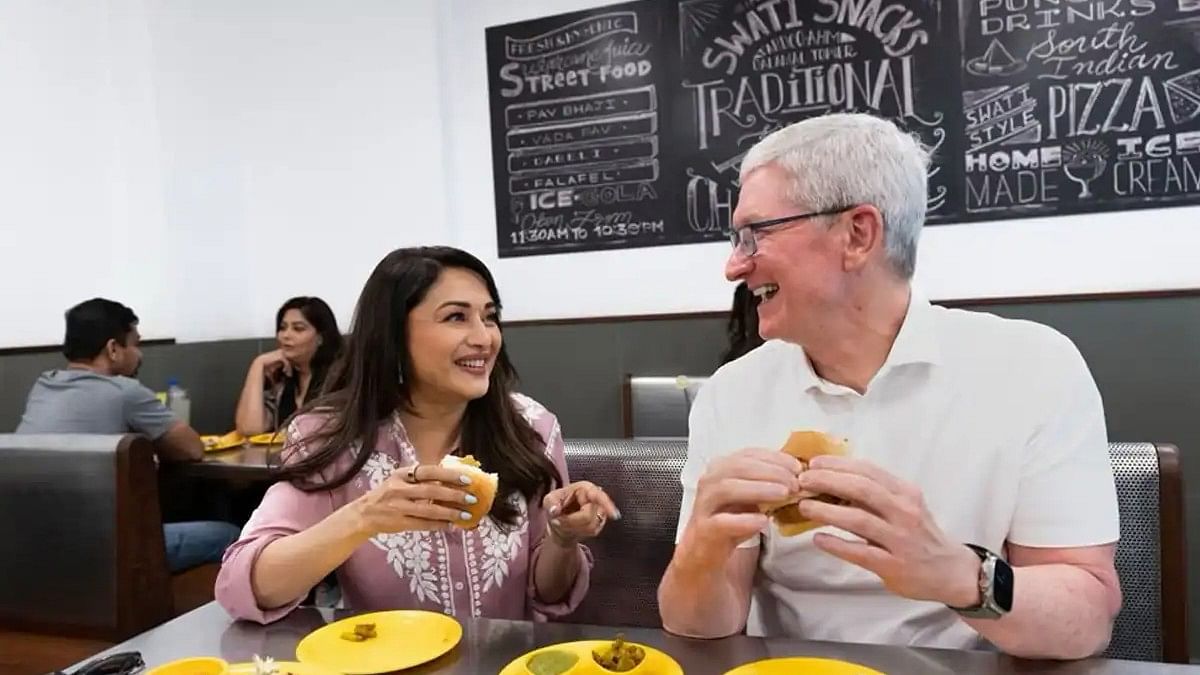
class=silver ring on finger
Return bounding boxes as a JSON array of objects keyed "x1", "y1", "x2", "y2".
[{"x1": 403, "y1": 464, "x2": 423, "y2": 484}]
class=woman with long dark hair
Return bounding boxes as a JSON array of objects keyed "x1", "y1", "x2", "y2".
[
  {"x1": 216, "y1": 247, "x2": 617, "y2": 623},
  {"x1": 719, "y1": 282, "x2": 764, "y2": 366},
  {"x1": 235, "y1": 296, "x2": 344, "y2": 434}
]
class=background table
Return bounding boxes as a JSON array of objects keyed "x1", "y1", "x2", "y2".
[{"x1": 174, "y1": 445, "x2": 279, "y2": 481}]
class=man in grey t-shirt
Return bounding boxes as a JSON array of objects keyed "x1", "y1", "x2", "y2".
[
  {"x1": 15, "y1": 298, "x2": 239, "y2": 573},
  {"x1": 18, "y1": 369, "x2": 179, "y2": 439}
]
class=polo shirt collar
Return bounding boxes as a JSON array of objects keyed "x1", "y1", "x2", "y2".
[{"x1": 792, "y1": 289, "x2": 941, "y2": 396}]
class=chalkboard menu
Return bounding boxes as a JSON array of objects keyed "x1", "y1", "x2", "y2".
[
  {"x1": 675, "y1": 0, "x2": 961, "y2": 235},
  {"x1": 959, "y1": 0, "x2": 1200, "y2": 217},
  {"x1": 486, "y1": 1, "x2": 1200, "y2": 258},
  {"x1": 486, "y1": 1, "x2": 676, "y2": 257}
]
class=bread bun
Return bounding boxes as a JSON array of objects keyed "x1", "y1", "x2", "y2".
[
  {"x1": 760, "y1": 431, "x2": 849, "y2": 536},
  {"x1": 439, "y1": 454, "x2": 498, "y2": 530}
]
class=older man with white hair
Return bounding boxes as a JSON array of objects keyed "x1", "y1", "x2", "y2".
[{"x1": 658, "y1": 113, "x2": 1120, "y2": 659}]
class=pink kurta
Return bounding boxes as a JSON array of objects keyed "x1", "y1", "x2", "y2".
[{"x1": 215, "y1": 394, "x2": 592, "y2": 624}]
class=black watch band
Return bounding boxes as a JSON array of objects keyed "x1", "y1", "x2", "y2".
[{"x1": 951, "y1": 544, "x2": 1014, "y2": 619}]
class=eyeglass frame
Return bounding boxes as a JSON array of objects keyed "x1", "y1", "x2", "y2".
[{"x1": 728, "y1": 206, "x2": 853, "y2": 257}]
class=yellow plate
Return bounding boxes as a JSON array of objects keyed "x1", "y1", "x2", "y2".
[
  {"x1": 201, "y1": 432, "x2": 245, "y2": 452},
  {"x1": 498, "y1": 640, "x2": 683, "y2": 675},
  {"x1": 724, "y1": 657, "x2": 885, "y2": 674},
  {"x1": 146, "y1": 656, "x2": 228, "y2": 675},
  {"x1": 295, "y1": 610, "x2": 462, "y2": 674},
  {"x1": 248, "y1": 431, "x2": 285, "y2": 445},
  {"x1": 228, "y1": 660, "x2": 337, "y2": 675}
]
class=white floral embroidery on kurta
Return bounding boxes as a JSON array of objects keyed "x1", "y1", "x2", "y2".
[
  {"x1": 362, "y1": 450, "x2": 451, "y2": 611},
  {"x1": 362, "y1": 451, "x2": 399, "y2": 486},
  {"x1": 478, "y1": 501, "x2": 527, "y2": 592},
  {"x1": 466, "y1": 495, "x2": 527, "y2": 616}
]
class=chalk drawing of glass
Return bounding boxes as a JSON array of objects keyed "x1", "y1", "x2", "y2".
[
  {"x1": 1062, "y1": 139, "x2": 1110, "y2": 199},
  {"x1": 1180, "y1": 0, "x2": 1200, "y2": 12}
]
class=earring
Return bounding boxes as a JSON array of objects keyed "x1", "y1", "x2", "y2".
[{"x1": 397, "y1": 366, "x2": 405, "y2": 384}]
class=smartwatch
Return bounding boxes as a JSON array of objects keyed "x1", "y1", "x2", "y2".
[{"x1": 951, "y1": 544, "x2": 1013, "y2": 619}]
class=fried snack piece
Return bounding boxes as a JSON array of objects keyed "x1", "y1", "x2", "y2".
[
  {"x1": 440, "y1": 454, "x2": 498, "y2": 530},
  {"x1": 591, "y1": 635, "x2": 646, "y2": 672},
  {"x1": 760, "y1": 431, "x2": 850, "y2": 536},
  {"x1": 339, "y1": 622, "x2": 377, "y2": 642}
]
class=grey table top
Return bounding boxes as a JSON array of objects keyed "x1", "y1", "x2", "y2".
[
  {"x1": 173, "y1": 445, "x2": 277, "y2": 481},
  {"x1": 73, "y1": 603, "x2": 1199, "y2": 675}
]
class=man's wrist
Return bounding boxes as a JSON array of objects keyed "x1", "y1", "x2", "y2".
[
  {"x1": 945, "y1": 544, "x2": 984, "y2": 609},
  {"x1": 675, "y1": 527, "x2": 735, "y2": 576}
]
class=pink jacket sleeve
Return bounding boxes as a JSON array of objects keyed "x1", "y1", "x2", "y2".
[
  {"x1": 214, "y1": 415, "x2": 337, "y2": 624},
  {"x1": 525, "y1": 409, "x2": 594, "y2": 620}
]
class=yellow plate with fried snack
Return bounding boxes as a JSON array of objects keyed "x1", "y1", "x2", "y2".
[
  {"x1": 295, "y1": 610, "x2": 462, "y2": 674},
  {"x1": 499, "y1": 638, "x2": 682, "y2": 675},
  {"x1": 248, "y1": 431, "x2": 285, "y2": 445},
  {"x1": 724, "y1": 657, "x2": 886, "y2": 674},
  {"x1": 201, "y1": 431, "x2": 245, "y2": 452}
]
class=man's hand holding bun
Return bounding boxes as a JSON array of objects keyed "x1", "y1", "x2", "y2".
[
  {"x1": 760, "y1": 431, "x2": 850, "y2": 536},
  {"x1": 683, "y1": 448, "x2": 802, "y2": 560}
]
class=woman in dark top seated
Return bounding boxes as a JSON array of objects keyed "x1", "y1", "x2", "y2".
[
  {"x1": 236, "y1": 296, "x2": 343, "y2": 435},
  {"x1": 719, "y1": 282, "x2": 764, "y2": 366}
]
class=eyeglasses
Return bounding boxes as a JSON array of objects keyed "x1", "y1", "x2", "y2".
[{"x1": 728, "y1": 206, "x2": 852, "y2": 257}]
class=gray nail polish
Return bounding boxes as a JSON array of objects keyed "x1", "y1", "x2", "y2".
[
  {"x1": 465, "y1": 494, "x2": 478, "y2": 505},
  {"x1": 613, "y1": 509, "x2": 623, "y2": 521},
  {"x1": 460, "y1": 511, "x2": 472, "y2": 520},
  {"x1": 459, "y1": 475, "x2": 471, "y2": 485}
]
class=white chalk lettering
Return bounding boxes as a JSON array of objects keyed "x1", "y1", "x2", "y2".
[
  {"x1": 1047, "y1": 76, "x2": 1167, "y2": 139},
  {"x1": 687, "y1": 56, "x2": 915, "y2": 149},
  {"x1": 965, "y1": 146, "x2": 1063, "y2": 172},
  {"x1": 966, "y1": 169, "x2": 1060, "y2": 209},
  {"x1": 1112, "y1": 155, "x2": 1200, "y2": 196},
  {"x1": 702, "y1": 0, "x2": 807, "y2": 75},
  {"x1": 813, "y1": 0, "x2": 929, "y2": 58}
]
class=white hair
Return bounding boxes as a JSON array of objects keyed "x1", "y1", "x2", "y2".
[{"x1": 740, "y1": 113, "x2": 930, "y2": 279}]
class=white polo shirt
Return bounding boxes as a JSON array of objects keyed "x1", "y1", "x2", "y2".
[{"x1": 676, "y1": 294, "x2": 1119, "y2": 650}]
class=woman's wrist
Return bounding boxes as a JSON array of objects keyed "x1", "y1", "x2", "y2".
[
  {"x1": 341, "y1": 497, "x2": 379, "y2": 542},
  {"x1": 545, "y1": 524, "x2": 581, "y2": 550}
]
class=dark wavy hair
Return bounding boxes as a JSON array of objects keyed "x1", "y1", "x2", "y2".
[
  {"x1": 275, "y1": 296, "x2": 343, "y2": 398},
  {"x1": 63, "y1": 298, "x2": 138, "y2": 361},
  {"x1": 274, "y1": 246, "x2": 560, "y2": 526},
  {"x1": 719, "y1": 282, "x2": 764, "y2": 366}
]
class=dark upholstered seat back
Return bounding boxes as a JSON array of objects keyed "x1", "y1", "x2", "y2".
[
  {"x1": 0, "y1": 434, "x2": 173, "y2": 640},
  {"x1": 562, "y1": 439, "x2": 687, "y2": 627},
  {"x1": 622, "y1": 376, "x2": 707, "y2": 438},
  {"x1": 1105, "y1": 443, "x2": 1187, "y2": 663}
]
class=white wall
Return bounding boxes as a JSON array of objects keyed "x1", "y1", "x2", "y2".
[
  {"x1": 0, "y1": 0, "x2": 448, "y2": 348},
  {"x1": 146, "y1": 0, "x2": 448, "y2": 341},
  {"x1": 0, "y1": 0, "x2": 174, "y2": 348},
  {"x1": 439, "y1": 0, "x2": 1200, "y2": 322}
]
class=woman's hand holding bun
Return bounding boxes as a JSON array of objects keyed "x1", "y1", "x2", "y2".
[{"x1": 351, "y1": 463, "x2": 481, "y2": 535}]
